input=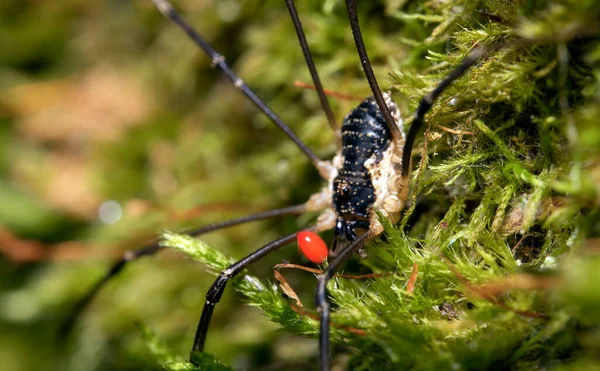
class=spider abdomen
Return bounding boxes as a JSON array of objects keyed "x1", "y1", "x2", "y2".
[{"x1": 333, "y1": 95, "x2": 400, "y2": 218}]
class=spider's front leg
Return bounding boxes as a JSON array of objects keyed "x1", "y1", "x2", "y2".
[
  {"x1": 317, "y1": 227, "x2": 381, "y2": 371},
  {"x1": 191, "y1": 189, "x2": 338, "y2": 361},
  {"x1": 192, "y1": 231, "x2": 299, "y2": 353}
]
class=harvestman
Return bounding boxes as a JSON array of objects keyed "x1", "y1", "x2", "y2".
[{"x1": 66, "y1": 0, "x2": 490, "y2": 370}]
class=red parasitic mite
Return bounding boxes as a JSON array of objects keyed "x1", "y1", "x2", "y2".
[{"x1": 297, "y1": 231, "x2": 328, "y2": 264}]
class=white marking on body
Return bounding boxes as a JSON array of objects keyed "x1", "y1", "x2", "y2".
[
  {"x1": 331, "y1": 152, "x2": 343, "y2": 170},
  {"x1": 316, "y1": 208, "x2": 337, "y2": 232},
  {"x1": 365, "y1": 97, "x2": 406, "y2": 226},
  {"x1": 317, "y1": 159, "x2": 337, "y2": 180},
  {"x1": 305, "y1": 187, "x2": 333, "y2": 212},
  {"x1": 383, "y1": 91, "x2": 402, "y2": 128}
]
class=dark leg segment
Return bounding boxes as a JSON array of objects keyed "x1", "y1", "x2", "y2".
[
  {"x1": 316, "y1": 229, "x2": 380, "y2": 371},
  {"x1": 192, "y1": 228, "x2": 310, "y2": 356},
  {"x1": 344, "y1": 0, "x2": 490, "y2": 177},
  {"x1": 152, "y1": 0, "x2": 322, "y2": 167},
  {"x1": 285, "y1": 0, "x2": 338, "y2": 134},
  {"x1": 401, "y1": 45, "x2": 486, "y2": 178},
  {"x1": 62, "y1": 204, "x2": 305, "y2": 335},
  {"x1": 344, "y1": 0, "x2": 402, "y2": 141}
]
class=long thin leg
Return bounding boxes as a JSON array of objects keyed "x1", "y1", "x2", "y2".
[
  {"x1": 61, "y1": 204, "x2": 306, "y2": 334},
  {"x1": 316, "y1": 229, "x2": 381, "y2": 371},
  {"x1": 345, "y1": 0, "x2": 490, "y2": 177},
  {"x1": 192, "y1": 226, "x2": 315, "y2": 356},
  {"x1": 401, "y1": 46, "x2": 486, "y2": 178},
  {"x1": 285, "y1": 0, "x2": 339, "y2": 138},
  {"x1": 152, "y1": 0, "x2": 325, "y2": 170},
  {"x1": 344, "y1": 0, "x2": 402, "y2": 141}
]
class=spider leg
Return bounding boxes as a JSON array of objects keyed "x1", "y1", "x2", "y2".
[
  {"x1": 316, "y1": 228, "x2": 381, "y2": 371},
  {"x1": 192, "y1": 195, "x2": 337, "y2": 357},
  {"x1": 152, "y1": 0, "x2": 334, "y2": 176},
  {"x1": 61, "y1": 204, "x2": 306, "y2": 335},
  {"x1": 401, "y1": 45, "x2": 486, "y2": 178},
  {"x1": 344, "y1": 0, "x2": 490, "y2": 178},
  {"x1": 192, "y1": 226, "x2": 315, "y2": 356},
  {"x1": 344, "y1": 0, "x2": 402, "y2": 141},
  {"x1": 285, "y1": 0, "x2": 339, "y2": 141}
]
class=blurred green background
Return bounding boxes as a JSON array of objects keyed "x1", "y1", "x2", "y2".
[{"x1": 0, "y1": 0, "x2": 405, "y2": 370}]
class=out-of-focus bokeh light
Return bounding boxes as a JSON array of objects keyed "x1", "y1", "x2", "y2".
[{"x1": 98, "y1": 200, "x2": 122, "y2": 225}]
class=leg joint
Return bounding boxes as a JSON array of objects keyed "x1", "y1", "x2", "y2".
[{"x1": 206, "y1": 273, "x2": 230, "y2": 303}]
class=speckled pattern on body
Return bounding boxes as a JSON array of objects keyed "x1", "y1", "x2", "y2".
[
  {"x1": 333, "y1": 96, "x2": 393, "y2": 218},
  {"x1": 329, "y1": 94, "x2": 403, "y2": 251}
]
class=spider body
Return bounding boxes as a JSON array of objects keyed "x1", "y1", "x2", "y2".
[{"x1": 326, "y1": 94, "x2": 404, "y2": 255}]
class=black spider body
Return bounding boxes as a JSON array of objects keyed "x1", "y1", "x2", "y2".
[{"x1": 332, "y1": 96, "x2": 396, "y2": 247}]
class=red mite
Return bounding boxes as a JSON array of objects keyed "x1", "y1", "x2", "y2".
[{"x1": 297, "y1": 231, "x2": 328, "y2": 263}]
